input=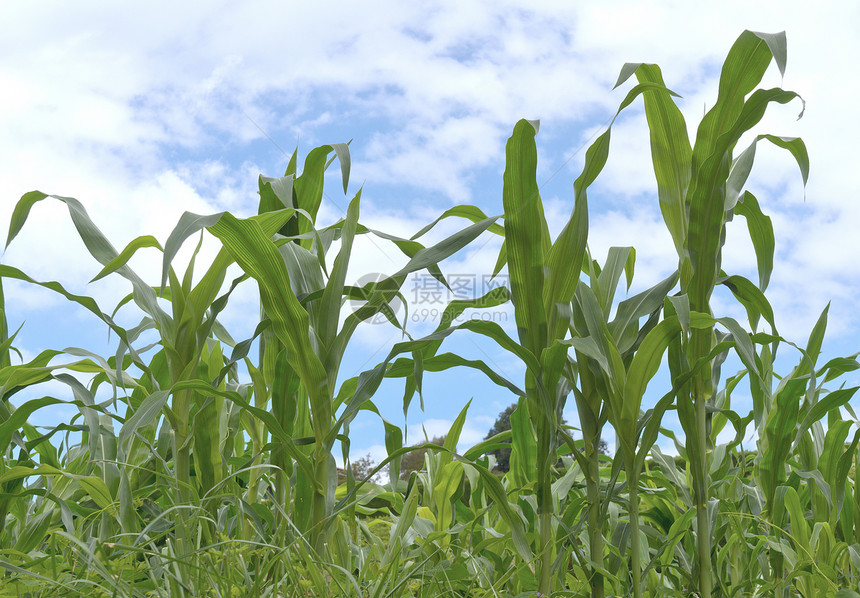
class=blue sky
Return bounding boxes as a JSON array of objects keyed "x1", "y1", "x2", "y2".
[{"x1": 2, "y1": 1, "x2": 860, "y2": 468}]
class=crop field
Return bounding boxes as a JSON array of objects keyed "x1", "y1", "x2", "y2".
[{"x1": 1, "y1": 31, "x2": 860, "y2": 597}]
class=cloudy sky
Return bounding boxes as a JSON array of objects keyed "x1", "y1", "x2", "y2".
[{"x1": 2, "y1": 1, "x2": 859, "y2": 465}]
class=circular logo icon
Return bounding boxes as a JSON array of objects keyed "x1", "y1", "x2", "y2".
[{"x1": 347, "y1": 272, "x2": 405, "y2": 325}]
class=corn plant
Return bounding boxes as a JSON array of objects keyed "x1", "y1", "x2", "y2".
[
  {"x1": 566, "y1": 248, "x2": 677, "y2": 597},
  {"x1": 204, "y1": 159, "x2": 503, "y2": 555},
  {"x1": 618, "y1": 30, "x2": 811, "y2": 597}
]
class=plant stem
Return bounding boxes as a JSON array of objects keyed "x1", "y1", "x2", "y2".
[
  {"x1": 586, "y1": 446, "x2": 604, "y2": 598},
  {"x1": 626, "y1": 453, "x2": 642, "y2": 598},
  {"x1": 310, "y1": 445, "x2": 332, "y2": 554},
  {"x1": 538, "y1": 510, "x2": 553, "y2": 594},
  {"x1": 536, "y1": 407, "x2": 555, "y2": 596},
  {"x1": 578, "y1": 400, "x2": 604, "y2": 598},
  {"x1": 694, "y1": 384, "x2": 712, "y2": 598}
]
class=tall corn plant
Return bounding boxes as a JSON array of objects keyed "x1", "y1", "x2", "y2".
[
  {"x1": 496, "y1": 105, "x2": 654, "y2": 592},
  {"x1": 566, "y1": 250, "x2": 678, "y2": 598},
  {"x1": 4, "y1": 193, "x2": 262, "y2": 579},
  {"x1": 498, "y1": 118, "x2": 590, "y2": 595},
  {"x1": 496, "y1": 67, "x2": 703, "y2": 593},
  {"x1": 619, "y1": 30, "x2": 809, "y2": 597},
  {"x1": 204, "y1": 143, "x2": 504, "y2": 555}
]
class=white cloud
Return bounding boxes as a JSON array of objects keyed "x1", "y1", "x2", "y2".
[{"x1": 2, "y1": 0, "x2": 860, "y2": 455}]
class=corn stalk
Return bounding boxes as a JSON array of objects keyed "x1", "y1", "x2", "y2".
[{"x1": 620, "y1": 30, "x2": 808, "y2": 597}]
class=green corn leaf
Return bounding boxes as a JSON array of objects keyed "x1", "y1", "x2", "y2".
[
  {"x1": 193, "y1": 345, "x2": 225, "y2": 501},
  {"x1": 411, "y1": 204, "x2": 505, "y2": 239},
  {"x1": 0, "y1": 396, "x2": 63, "y2": 454},
  {"x1": 760, "y1": 378, "x2": 803, "y2": 511},
  {"x1": 331, "y1": 143, "x2": 351, "y2": 193},
  {"x1": 382, "y1": 417, "x2": 403, "y2": 488},
  {"x1": 330, "y1": 318, "x2": 537, "y2": 447},
  {"x1": 564, "y1": 337, "x2": 610, "y2": 378},
  {"x1": 728, "y1": 135, "x2": 808, "y2": 207},
  {"x1": 574, "y1": 284, "x2": 626, "y2": 394},
  {"x1": 685, "y1": 31, "x2": 802, "y2": 310},
  {"x1": 792, "y1": 468, "x2": 832, "y2": 509},
  {"x1": 160, "y1": 211, "x2": 224, "y2": 289},
  {"x1": 693, "y1": 31, "x2": 784, "y2": 165},
  {"x1": 207, "y1": 212, "x2": 331, "y2": 436},
  {"x1": 509, "y1": 399, "x2": 537, "y2": 489},
  {"x1": 162, "y1": 208, "x2": 298, "y2": 290},
  {"x1": 414, "y1": 285, "x2": 511, "y2": 359},
  {"x1": 6, "y1": 190, "x2": 52, "y2": 248},
  {"x1": 440, "y1": 400, "x2": 471, "y2": 468},
  {"x1": 117, "y1": 390, "x2": 169, "y2": 456},
  {"x1": 795, "y1": 387, "x2": 858, "y2": 442},
  {"x1": 610, "y1": 271, "x2": 678, "y2": 354},
  {"x1": 432, "y1": 460, "x2": 464, "y2": 531},
  {"x1": 835, "y1": 428, "x2": 860, "y2": 518},
  {"x1": 622, "y1": 316, "x2": 681, "y2": 447},
  {"x1": 90, "y1": 235, "x2": 163, "y2": 283},
  {"x1": 594, "y1": 247, "x2": 634, "y2": 316},
  {"x1": 0, "y1": 280, "x2": 11, "y2": 370},
  {"x1": 463, "y1": 429, "x2": 513, "y2": 461},
  {"x1": 13, "y1": 511, "x2": 55, "y2": 554},
  {"x1": 171, "y1": 378, "x2": 318, "y2": 488},
  {"x1": 0, "y1": 464, "x2": 113, "y2": 511},
  {"x1": 719, "y1": 274, "x2": 777, "y2": 332},
  {"x1": 318, "y1": 192, "x2": 360, "y2": 361},
  {"x1": 503, "y1": 119, "x2": 548, "y2": 356},
  {"x1": 781, "y1": 485, "x2": 811, "y2": 555},
  {"x1": 351, "y1": 223, "x2": 446, "y2": 287},
  {"x1": 0, "y1": 266, "x2": 153, "y2": 378},
  {"x1": 333, "y1": 215, "x2": 501, "y2": 362},
  {"x1": 385, "y1": 352, "x2": 525, "y2": 397},
  {"x1": 259, "y1": 173, "x2": 295, "y2": 212},
  {"x1": 380, "y1": 486, "x2": 418, "y2": 568},
  {"x1": 817, "y1": 354, "x2": 860, "y2": 384},
  {"x1": 803, "y1": 303, "x2": 829, "y2": 375},
  {"x1": 631, "y1": 63, "x2": 692, "y2": 256},
  {"x1": 819, "y1": 419, "x2": 852, "y2": 499},
  {"x1": 271, "y1": 348, "x2": 301, "y2": 438},
  {"x1": 7, "y1": 193, "x2": 174, "y2": 337},
  {"x1": 295, "y1": 145, "x2": 345, "y2": 245},
  {"x1": 543, "y1": 147, "x2": 590, "y2": 340},
  {"x1": 279, "y1": 242, "x2": 326, "y2": 305},
  {"x1": 735, "y1": 190, "x2": 776, "y2": 292},
  {"x1": 395, "y1": 216, "x2": 501, "y2": 280}
]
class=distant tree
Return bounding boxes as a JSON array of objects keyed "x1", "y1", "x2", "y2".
[
  {"x1": 598, "y1": 438, "x2": 609, "y2": 456},
  {"x1": 485, "y1": 403, "x2": 593, "y2": 472},
  {"x1": 392, "y1": 434, "x2": 446, "y2": 481},
  {"x1": 485, "y1": 404, "x2": 517, "y2": 473},
  {"x1": 350, "y1": 453, "x2": 381, "y2": 483}
]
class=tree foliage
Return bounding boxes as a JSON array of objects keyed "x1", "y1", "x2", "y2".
[
  {"x1": 392, "y1": 434, "x2": 446, "y2": 481},
  {"x1": 484, "y1": 404, "x2": 603, "y2": 473}
]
